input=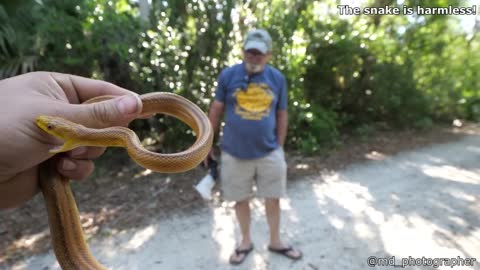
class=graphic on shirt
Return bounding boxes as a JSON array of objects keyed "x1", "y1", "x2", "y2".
[{"x1": 233, "y1": 82, "x2": 273, "y2": 120}]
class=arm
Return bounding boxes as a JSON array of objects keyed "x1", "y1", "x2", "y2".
[
  {"x1": 276, "y1": 73, "x2": 288, "y2": 148},
  {"x1": 203, "y1": 100, "x2": 224, "y2": 166},
  {"x1": 208, "y1": 100, "x2": 225, "y2": 141},
  {"x1": 276, "y1": 109, "x2": 288, "y2": 147},
  {"x1": 205, "y1": 69, "x2": 227, "y2": 164}
]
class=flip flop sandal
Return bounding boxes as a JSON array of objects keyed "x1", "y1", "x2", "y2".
[
  {"x1": 268, "y1": 245, "x2": 303, "y2": 260},
  {"x1": 229, "y1": 245, "x2": 254, "y2": 265}
]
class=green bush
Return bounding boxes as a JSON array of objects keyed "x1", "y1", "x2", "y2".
[
  {"x1": 288, "y1": 103, "x2": 339, "y2": 155},
  {"x1": 1, "y1": 0, "x2": 478, "y2": 155}
]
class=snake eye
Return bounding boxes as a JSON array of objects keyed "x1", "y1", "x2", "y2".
[{"x1": 47, "y1": 124, "x2": 54, "y2": 130}]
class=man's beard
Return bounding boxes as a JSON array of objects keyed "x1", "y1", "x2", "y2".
[{"x1": 245, "y1": 63, "x2": 264, "y2": 74}]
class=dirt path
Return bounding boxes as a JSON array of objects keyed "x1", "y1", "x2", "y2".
[{"x1": 5, "y1": 133, "x2": 480, "y2": 270}]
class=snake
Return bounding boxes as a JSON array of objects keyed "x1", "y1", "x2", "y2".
[{"x1": 36, "y1": 92, "x2": 213, "y2": 269}]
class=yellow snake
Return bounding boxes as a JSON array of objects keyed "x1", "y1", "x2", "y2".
[{"x1": 36, "y1": 92, "x2": 213, "y2": 270}]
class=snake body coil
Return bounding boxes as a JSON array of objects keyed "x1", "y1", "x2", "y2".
[{"x1": 37, "y1": 92, "x2": 213, "y2": 269}]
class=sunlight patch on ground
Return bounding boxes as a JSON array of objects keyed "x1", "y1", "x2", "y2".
[
  {"x1": 380, "y1": 214, "x2": 444, "y2": 256},
  {"x1": 328, "y1": 216, "x2": 345, "y2": 229},
  {"x1": 124, "y1": 225, "x2": 156, "y2": 250},
  {"x1": 379, "y1": 214, "x2": 479, "y2": 266},
  {"x1": 365, "y1": 151, "x2": 388, "y2": 161},
  {"x1": 20, "y1": 231, "x2": 48, "y2": 247},
  {"x1": 134, "y1": 169, "x2": 153, "y2": 179},
  {"x1": 211, "y1": 205, "x2": 236, "y2": 263},
  {"x1": 251, "y1": 198, "x2": 265, "y2": 218},
  {"x1": 448, "y1": 215, "x2": 468, "y2": 227},
  {"x1": 421, "y1": 165, "x2": 480, "y2": 184},
  {"x1": 279, "y1": 197, "x2": 300, "y2": 225},
  {"x1": 251, "y1": 254, "x2": 268, "y2": 270},
  {"x1": 314, "y1": 173, "x2": 385, "y2": 240},
  {"x1": 317, "y1": 173, "x2": 375, "y2": 215},
  {"x1": 354, "y1": 222, "x2": 375, "y2": 239},
  {"x1": 6, "y1": 230, "x2": 49, "y2": 264},
  {"x1": 449, "y1": 189, "x2": 477, "y2": 203},
  {"x1": 295, "y1": 163, "x2": 310, "y2": 170},
  {"x1": 310, "y1": 166, "x2": 479, "y2": 268}
]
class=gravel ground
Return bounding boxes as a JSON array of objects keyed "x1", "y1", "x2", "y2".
[{"x1": 3, "y1": 126, "x2": 479, "y2": 270}]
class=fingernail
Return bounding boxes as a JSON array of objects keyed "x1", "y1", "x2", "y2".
[
  {"x1": 62, "y1": 159, "x2": 77, "y2": 170},
  {"x1": 116, "y1": 95, "x2": 141, "y2": 115},
  {"x1": 71, "y1": 147, "x2": 87, "y2": 157}
]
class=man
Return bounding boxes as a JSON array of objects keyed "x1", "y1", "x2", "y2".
[{"x1": 207, "y1": 29, "x2": 302, "y2": 265}]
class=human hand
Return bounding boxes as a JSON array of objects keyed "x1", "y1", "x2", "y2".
[{"x1": 0, "y1": 72, "x2": 143, "y2": 209}]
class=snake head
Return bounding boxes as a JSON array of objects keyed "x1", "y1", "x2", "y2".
[{"x1": 36, "y1": 115, "x2": 80, "y2": 153}]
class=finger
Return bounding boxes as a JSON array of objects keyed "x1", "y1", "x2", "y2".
[
  {"x1": 49, "y1": 72, "x2": 136, "y2": 104},
  {"x1": 68, "y1": 146, "x2": 106, "y2": 159},
  {"x1": 56, "y1": 158, "x2": 95, "y2": 180},
  {"x1": 57, "y1": 94, "x2": 142, "y2": 128}
]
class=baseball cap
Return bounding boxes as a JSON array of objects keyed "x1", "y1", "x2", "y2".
[{"x1": 243, "y1": 29, "x2": 272, "y2": 54}]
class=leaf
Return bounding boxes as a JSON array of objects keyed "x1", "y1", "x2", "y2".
[
  {"x1": 0, "y1": 36, "x2": 8, "y2": 55},
  {"x1": 0, "y1": 6, "x2": 8, "y2": 21}
]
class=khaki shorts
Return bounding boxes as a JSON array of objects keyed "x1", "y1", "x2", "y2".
[{"x1": 220, "y1": 147, "x2": 287, "y2": 201}]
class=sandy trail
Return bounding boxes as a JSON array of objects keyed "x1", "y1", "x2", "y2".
[{"x1": 6, "y1": 135, "x2": 480, "y2": 270}]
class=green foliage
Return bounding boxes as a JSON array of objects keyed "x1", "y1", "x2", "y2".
[
  {"x1": 288, "y1": 102, "x2": 339, "y2": 155},
  {"x1": 354, "y1": 123, "x2": 375, "y2": 140},
  {"x1": 34, "y1": 1, "x2": 94, "y2": 76},
  {"x1": 1, "y1": 0, "x2": 479, "y2": 155},
  {"x1": 0, "y1": 4, "x2": 37, "y2": 77}
]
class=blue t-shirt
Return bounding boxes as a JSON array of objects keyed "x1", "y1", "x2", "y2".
[{"x1": 215, "y1": 62, "x2": 288, "y2": 159}]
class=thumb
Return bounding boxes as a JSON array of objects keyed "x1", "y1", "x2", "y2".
[{"x1": 63, "y1": 94, "x2": 143, "y2": 128}]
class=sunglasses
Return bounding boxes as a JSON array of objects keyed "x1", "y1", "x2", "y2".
[{"x1": 245, "y1": 50, "x2": 266, "y2": 56}]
